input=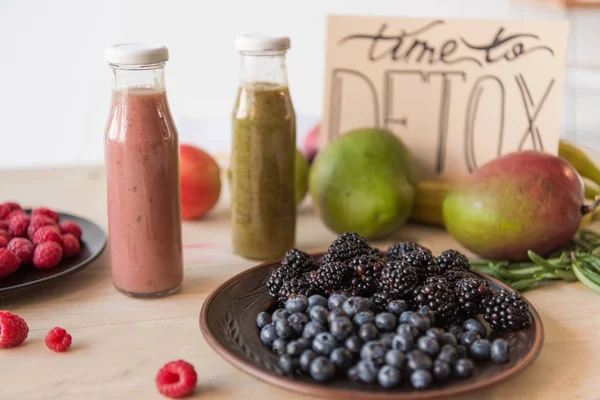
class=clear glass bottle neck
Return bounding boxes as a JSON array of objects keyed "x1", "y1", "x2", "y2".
[
  {"x1": 110, "y1": 63, "x2": 166, "y2": 92},
  {"x1": 238, "y1": 51, "x2": 288, "y2": 87}
]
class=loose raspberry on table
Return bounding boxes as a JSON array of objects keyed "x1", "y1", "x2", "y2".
[
  {"x1": 156, "y1": 360, "x2": 198, "y2": 398},
  {"x1": 59, "y1": 221, "x2": 82, "y2": 241},
  {"x1": 45, "y1": 327, "x2": 72, "y2": 352},
  {"x1": 0, "y1": 220, "x2": 8, "y2": 231},
  {"x1": 27, "y1": 216, "x2": 56, "y2": 240},
  {"x1": 0, "y1": 311, "x2": 29, "y2": 348},
  {"x1": 0, "y1": 237, "x2": 7, "y2": 248},
  {"x1": 8, "y1": 214, "x2": 30, "y2": 238},
  {"x1": 33, "y1": 225, "x2": 63, "y2": 246},
  {"x1": 0, "y1": 203, "x2": 21, "y2": 220},
  {"x1": 32, "y1": 207, "x2": 60, "y2": 224},
  {"x1": 7, "y1": 238, "x2": 34, "y2": 265},
  {"x1": 0, "y1": 230, "x2": 10, "y2": 242},
  {"x1": 0, "y1": 248, "x2": 20, "y2": 278},
  {"x1": 61, "y1": 234, "x2": 80, "y2": 258},
  {"x1": 33, "y1": 242, "x2": 63, "y2": 269}
]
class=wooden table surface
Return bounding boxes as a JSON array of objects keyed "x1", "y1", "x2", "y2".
[{"x1": 2, "y1": 166, "x2": 600, "y2": 400}]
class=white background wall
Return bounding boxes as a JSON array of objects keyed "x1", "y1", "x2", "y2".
[{"x1": 2, "y1": 0, "x2": 597, "y2": 170}]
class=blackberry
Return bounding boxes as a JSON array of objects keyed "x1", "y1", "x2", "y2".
[
  {"x1": 322, "y1": 233, "x2": 371, "y2": 264},
  {"x1": 349, "y1": 255, "x2": 383, "y2": 296},
  {"x1": 403, "y1": 250, "x2": 441, "y2": 280},
  {"x1": 481, "y1": 290, "x2": 531, "y2": 332},
  {"x1": 387, "y1": 241, "x2": 427, "y2": 261},
  {"x1": 277, "y1": 277, "x2": 312, "y2": 304},
  {"x1": 455, "y1": 277, "x2": 493, "y2": 316},
  {"x1": 368, "y1": 247, "x2": 386, "y2": 260},
  {"x1": 309, "y1": 262, "x2": 355, "y2": 295},
  {"x1": 267, "y1": 265, "x2": 299, "y2": 300},
  {"x1": 436, "y1": 249, "x2": 471, "y2": 273},
  {"x1": 412, "y1": 279, "x2": 462, "y2": 327},
  {"x1": 442, "y1": 269, "x2": 475, "y2": 283},
  {"x1": 377, "y1": 260, "x2": 420, "y2": 300},
  {"x1": 282, "y1": 248, "x2": 318, "y2": 274},
  {"x1": 371, "y1": 292, "x2": 392, "y2": 310}
]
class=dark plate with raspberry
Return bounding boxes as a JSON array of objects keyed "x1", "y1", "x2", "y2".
[
  {"x1": 0, "y1": 203, "x2": 106, "y2": 295},
  {"x1": 200, "y1": 234, "x2": 543, "y2": 400}
]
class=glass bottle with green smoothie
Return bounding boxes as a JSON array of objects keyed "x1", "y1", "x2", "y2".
[{"x1": 231, "y1": 35, "x2": 296, "y2": 260}]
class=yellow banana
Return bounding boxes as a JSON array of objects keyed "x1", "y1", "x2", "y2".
[
  {"x1": 409, "y1": 180, "x2": 452, "y2": 226},
  {"x1": 559, "y1": 140, "x2": 600, "y2": 187},
  {"x1": 585, "y1": 180, "x2": 600, "y2": 200}
]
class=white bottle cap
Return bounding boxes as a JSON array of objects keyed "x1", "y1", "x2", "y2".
[
  {"x1": 235, "y1": 35, "x2": 291, "y2": 52},
  {"x1": 104, "y1": 43, "x2": 169, "y2": 65}
]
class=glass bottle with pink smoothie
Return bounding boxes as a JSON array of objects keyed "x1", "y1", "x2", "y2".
[{"x1": 103, "y1": 44, "x2": 183, "y2": 298}]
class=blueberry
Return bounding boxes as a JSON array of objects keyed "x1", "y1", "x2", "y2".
[
  {"x1": 353, "y1": 311, "x2": 375, "y2": 326},
  {"x1": 375, "y1": 312, "x2": 398, "y2": 332},
  {"x1": 330, "y1": 317, "x2": 353, "y2": 341},
  {"x1": 433, "y1": 360, "x2": 451, "y2": 381},
  {"x1": 256, "y1": 311, "x2": 271, "y2": 329},
  {"x1": 391, "y1": 334, "x2": 414, "y2": 352},
  {"x1": 328, "y1": 308, "x2": 348, "y2": 324},
  {"x1": 308, "y1": 294, "x2": 328, "y2": 309},
  {"x1": 272, "y1": 338, "x2": 288, "y2": 355},
  {"x1": 406, "y1": 350, "x2": 433, "y2": 372},
  {"x1": 470, "y1": 339, "x2": 491, "y2": 361},
  {"x1": 409, "y1": 313, "x2": 431, "y2": 332},
  {"x1": 417, "y1": 336, "x2": 440, "y2": 356},
  {"x1": 279, "y1": 354, "x2": 298, "y2": 375},
  {"x1": 272, "y1": 308, "x2": 289, "y2": 323},
  {"x1": 275, "y1": 318, "x2": 294, "y2": 339},
  {"x1": 456, "y1": 345, "x2": 468, "y2": 358},
  {"x1": 490, "y1": 339, "x2": 509, "y2": 363},
  {"x1": 309, "y1": 357, "x2": 336, "y2": 382},
  {"x1": 347, "y1": 366, "x2": 360, "y2": 381},
  {"x1": 358, "y1": 323, "x2": 379, "y2": 342},
  {"x1": 410, "y1": 369, "x2": 433, "y2": 389},
  {"x1": 309, "y1": 305, "x2": 330, "y2": 325},
  {"x1": 399, "y1": 311, "x2": 415, "y2": 324},
  {"x1": 380, "y1": 333, "x2": 395, "y2": 348},
  {"x1": 330, "y1": 347, "x2": 354, "y2": 371},
  {"x1": 417, "y1": 306, "x2": 436, "y2": 326},
  {"x1": 299, "y1": 349, "x2": 317, "y2": 373},
  {"x1": 440, "y1": 332, "x2": 458, "y2": 347},
  {"x1": 345, "y1": 335, "x2": 363, "y2": 354},
  {"x1": 460, "y1": 331, "x2": 480, "y2": 346},
  {"x1": 448, "y1": 324, "x2": 463, "y2": 340},
  {"x1": 312, "y1": 332, "x2": 338, "y2": 355},
  {"x1": 288, "y1": 313, "x2": 309, "y2": 335},
  {"x1": 360, "y1": 341, "x2": 386, "y2": 366},
  {"x1": 297, "y1": 337, "x2": 311, "y2": 350},
  {"x1": 286, "y1": 340, "x2": 306, "y2": 357},
  {"x1": 387, "y1": 300, "x2": 409, "y2": 316},
  {"x1": 342, "y1": 296, "x2": 371, "y2": 317},
  {"x1": 303, "y1": 321, "x2": 326, "y2": 339},
  {"x1": 437, "y1": 344, "x2": 458, "y2": 364},
  {"x1": 396, "y1": 323, "x2": 418, "y2": 339},
  {"x1": 426, "y1": 328, "x2": 444, "y2": 342},
  {"x1": 463, "y1": 318, "x2": 486, "y2": 337},
  {"x1": 384, "y1": 349, "x2": 405, "y2": 368},
  {"x1": 454, "y1": 358, "x2": 475, "y2": 378},
  {"x1": 378, "y1": 365, "x2": 402, "y2": 388},
  {"x1": 356, "y1": 360, "x2": 378, "y2": 383},
  {"x1": 328, "y1": 293, "x2": 347, "y2": 310},
  {"x1": 260, "y1": 324, "x2": 278, "y2": 346},
  {"x1": 285, "y1": 294, "x2": 309, "y2": 314}
]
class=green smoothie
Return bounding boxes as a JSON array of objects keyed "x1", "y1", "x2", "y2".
[{"x1": 231, "y1": 82, "x2": 296, "y2": 260}]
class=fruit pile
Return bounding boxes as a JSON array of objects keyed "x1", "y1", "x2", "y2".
[{"x1": 0, "y1": 202, "x2": 82, "y2": 277}]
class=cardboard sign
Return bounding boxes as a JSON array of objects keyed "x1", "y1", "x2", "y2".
[{"x1": 322, "y1": 16, "x2": 569, "y2": 181}]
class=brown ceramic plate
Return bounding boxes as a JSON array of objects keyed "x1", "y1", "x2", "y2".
[{"x1": 200, "y1": 254, "x2": 544, "y2": 399}]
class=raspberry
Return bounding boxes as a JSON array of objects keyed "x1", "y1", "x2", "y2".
[
  {"x1": 0, "y1": 220, "x2": 8, "y2": 231},
  {"x1": 61, "y1": 234, "x2": 80, "y2": 257},
  {"x1": 33, "y1": 225, "x2": 63, "y2": 246},
  {"x1": 0, "y1": 203, "x2": 21, "y2": 220},
  {"x1": 59, "y1": 221, "x2": 82, "y2": 241},
  {"x1": 0, "y1": 237, "x2": 7, "y2": 248},
  {"x1": 32, "y1": 207, "x2": 60, "y2": 224},
  {"x1": 45, "y1": 327, "x2": 72, "y2": 352},
  {"x1": 156, "y1": 360, "x2": 198, "y2": 398},
  {"x1": 0, "y1": 230, "x2": 10, "y2": 242},
  {"x1": 6, "y1": 209, "x2": 26, "y2": 220},
  {"x1": 27, "y1": 215, "x2": 56, "y2": 240},
  {"x1": 8, "y1": 214, "x2": 30, "y2": 238},
  {"x1": 0, "y1": 248, "x2": 20, "y2": 278},
  {"x1": 7, "y1": 238, "x2": 34, "y2": 265},
  {"x1": 33, "y1": 241, "x2": 63, "y2": 269},
  {"x1": 0, "y1": 311, "x2": 29, "y2": 348}
]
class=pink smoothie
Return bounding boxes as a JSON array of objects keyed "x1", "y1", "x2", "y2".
[{"x1": 105, "y1": 88, "x2": 183, "y2": 296}]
